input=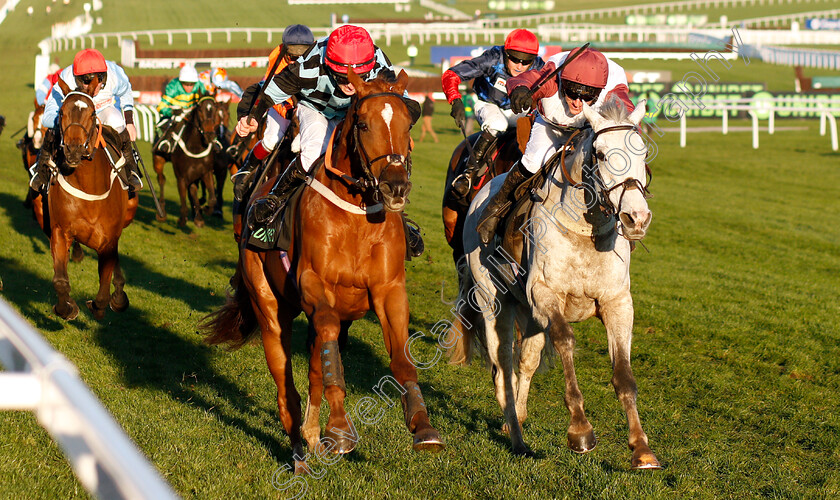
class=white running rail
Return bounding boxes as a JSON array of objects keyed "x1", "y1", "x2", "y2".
[{"x1": 0, "y1": 299, "x2": 179, "y2": 500}]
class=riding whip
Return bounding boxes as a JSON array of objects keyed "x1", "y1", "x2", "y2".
[
  {"x1": 9, "y1": 124, "x2": 27, "y2": 139},
  {"x1": 230, "y1": 45, "x2": 289, "y2": 152},
  {"x1": 131, "y1": 143, "x2": 165, "y2": 219}
]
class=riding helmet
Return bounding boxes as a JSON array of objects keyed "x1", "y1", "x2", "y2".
[
  {"x1": 325, "y1": 25, "x2": 376, "y2": 75},
  {"x1": 72, "y1": 49, "x2": 106, "y2": 75}
]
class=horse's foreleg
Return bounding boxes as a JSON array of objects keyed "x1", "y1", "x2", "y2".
[
  {"x1": 600, "y1": 295, "x2": 661, "y2": 470},
  {"x1": 176, "y1": 177, "x2": 190, "y2": 227},
  {"x1": 187, "y1": 182, "x2": 204, "y2": 227},
  {"x1": 110, "y1": 257, "x2": 129, "y2": 313},
  {"x1": 372, "y1": 285, "x2": 444, "y2": 452},
  {"x1": 153, "y1": 154, "x2": 167, "y2": 221},
  {"x1": 50, "y1": 229, "x2": 78, "y2": 320},
  {"x1": 202, "y1": 170, "x2": 217, "y2": 217},
  {"x1": 301, "y1": 321, "x2": 323, "y2": 451},
  {"x1": 87, "y1": 244, "x2": 117, "y2": 321}
]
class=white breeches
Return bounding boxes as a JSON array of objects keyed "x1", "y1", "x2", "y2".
[
  {"x1": 97, "y1": 106, "x2": 126, "y2": 133},
  {"x1": 297, "y1": 104, "x2": 341, "y2": 173},
  {"x1": 261, "y1": 107, "x2": 291, "y2": 151},
  {"x1": 520, "y1": 114, "x2": 578, "y2": 174},
  {"x1": 474, "y1": 100, "x2": 521, "y2": 136}
]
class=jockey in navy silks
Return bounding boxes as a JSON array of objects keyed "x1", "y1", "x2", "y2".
[{"x1": 441, "y1": 29, "x2": 545, "y2": 198}]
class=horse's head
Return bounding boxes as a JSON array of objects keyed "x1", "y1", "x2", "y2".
[
  {"x1": 345, "y1": 68, "x2": 414, "y2": 212},
  {"x1": 193, "y1": 96, "x2": 222, "y2": 145},
  {"x1": 56, "y1": 78, "x2": 97, "y2": 168},
  {"x1": 32, "y1": 99, "x2": 46, "y2": 149},
  {"x1": 579, "y1": 98, "x2": 652, "y2": 240}
]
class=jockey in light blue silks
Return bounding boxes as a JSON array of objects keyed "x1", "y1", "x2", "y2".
[{"x1": 32, "y1": 49, "x2": 141, "y2": 193}]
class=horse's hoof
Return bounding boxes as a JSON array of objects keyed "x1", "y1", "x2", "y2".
[
  {"x1": 631, "y1": 448, "x2": 662, "y2": 470},
  {"x1": 412, "y1": 427, "x2": 445, "y2": 452},
  {"x1": 177, "y1": 217, "x2": 187, "y2": 227},
  {"x1": 513, "y1": 443, "x2": 535, "y2": 458},
  {"x1": 294, "y1": 459, "x2": 310, "y2": 476},
  {"x1": 568, "y1": 429, "x2": 597, "y2": 454},
  {"x1": 322, "y1": 428, "x2": 357, "y2": 455},
  {"x1": 54, "y1": 302, "x2": 79, "y2": 321},
  {"x1": 155, "y1": 213, "x2": 167, "y2": 222},
  {"x1": 85, "y1": 300, "x2": 105, "y2": 321},
  {"x1": 194, "y1": 218, "x2": 205, "y2": 228},
  {"x1": 109, "y1": 292, "x2": 129, "y2": 313}
]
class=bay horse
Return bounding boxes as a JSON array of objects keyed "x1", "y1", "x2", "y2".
[
  {"x1": 456, "y1": 98, "x2": 661, "y2": 468},
  {"x1": 47, "y1": 78, "x2": 138, "y2": 320},
  {"x1": 152, "y1": 96, "x2": 222, "y2": 227},
  {"x1": 203, "y1": 69, "x2": 444, "y2": 472},
  {"x1": 442, "y1": 128, "x2": 523, "y2": 262}
]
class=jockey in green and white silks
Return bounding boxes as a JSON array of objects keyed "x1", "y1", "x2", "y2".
[{"x1": 153, "y1": 65, "x2": 210, "y2": 155}]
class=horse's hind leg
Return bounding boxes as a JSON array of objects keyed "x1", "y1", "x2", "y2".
[
  {"x1": 513, "y1": 312, "x2": 545, "y2": 430},
  {"x1": 176, "y1": 177, "x2": 190, "y2": 227},
  {"x1": 50, "y1": 229, "x2": 78, "y2": 320},
  {"x1": 110, "y1": 258, "x2": 129, "y2": 313},
  {"x1": 600, "y1": 295, "x2": 661, "y2": 469},
  {"x1": 87, "y1": 245, "x2": 117, "y2": 321},
  {"x1": 202, "y1": 170, "x2": 217, "y2": 217},
  {"x1": 70, "y1": 240, "x2": 84, "y2": 262},
  {"x1": 153, "y1": 154, "x2": 167, "y2": 221}
]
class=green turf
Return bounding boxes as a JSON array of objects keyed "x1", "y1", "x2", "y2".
[{"x1": 2, "y1": 1, "x2": 840, "y2": 499}]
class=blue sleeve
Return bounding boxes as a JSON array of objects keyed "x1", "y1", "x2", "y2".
[
  {"x1": 42, "y1": 81, "x2": 65, "y2": 129},
  {"x1": 449, "y1": 47, "x2": 502, "y2": 81},
  {"x1": 109, "y1": 62, "x2": 135, "y2": 112},
  {"x1": 219, "y1": 79, "x2": 243, "y2": 98},
  {"x1": 36, "y1": 77, "x2": 52, "y2": 106}
]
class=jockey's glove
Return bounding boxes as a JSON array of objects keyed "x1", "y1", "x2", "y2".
[
  {"x1": 510, "y1": 86, "x2": 533, "y2": 114},
  {"x1": 450, "y1": 99, "x2": 466, "y2": 129}
]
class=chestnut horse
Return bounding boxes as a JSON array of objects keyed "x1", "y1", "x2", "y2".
[
  {"x1": 442, "y1": 129, "x2": 522, "y2": 262},
  {"x1": 152, "y1": 96, "x2": 222, "y2": 227},
  {"x1": 203, "y1": 69, "x2": 444, "y2": 472},
  {"x1": 47, "y1": 79, "x2": 138, "y2": 320},
  {"x1": 20, "y1": 100, "x2": 47, "y2": 225}
]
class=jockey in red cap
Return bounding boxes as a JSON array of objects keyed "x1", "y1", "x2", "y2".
[
  {"x1": 441, "y1": 29, "x2": 544, "y2": 198},
  {"x1": 233, "y1": 24, "x2": 424, "y2": 256},
  {"x1": 32, "y1": 48, "x2": 142, "y2": 194},
  {"x1": 476, "y1": 47, "x2": 635, "y2": 244}
]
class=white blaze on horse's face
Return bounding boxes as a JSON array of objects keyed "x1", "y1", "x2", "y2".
[
  {"x1": 584, "y1": 100, "x2": 652, "y2": 240},
  {"x1": 74, "y1": 100, "x2": 89, "y2": 110},
  {"x1": 381, "y1": 103, "x2": 394, "y2": 144}
]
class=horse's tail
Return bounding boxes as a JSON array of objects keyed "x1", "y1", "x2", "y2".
[
  {"x1": 446, "y1": 255, "x2": 483, "y2": 365},
  {"x1": 200, "y1": 263, "x2": 259, "y2": 349}
]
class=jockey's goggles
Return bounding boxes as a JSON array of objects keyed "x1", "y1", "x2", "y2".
[
  {"x1": 506, "y1": 51, "x2": 535, "y2": 66},
  {"x1": 330, "y1": 69, "x2": 370, "y2": 86},
  {"x1": 561, "y1": 80, "x2": 601, "y2": 104},
  {"x1": 76, "y1": 72, "x2": 107, "y2": 87}
]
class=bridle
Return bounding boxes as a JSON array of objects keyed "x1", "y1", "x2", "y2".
[
  {"x1": 325, "y1": 91, "x2": 413, "y2": 200},
  {"x1": 59, "y1": 91, "x2": 98, "y2": 161},
  {"x1": 560, "y1": 124, "x2": 652, "y2": 217},
  {"x1": 193, "y1": 96, "x2": 220, "y2": 145}
]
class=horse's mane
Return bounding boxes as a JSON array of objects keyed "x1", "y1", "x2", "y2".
[
  {"x1": 598, "y1": 95, "x2": 631, "y2": 124},
  {"x1": 569, "y1": 127, "x2": 594, "y2": 173}
]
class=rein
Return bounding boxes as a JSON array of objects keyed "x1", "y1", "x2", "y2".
[
  {"x1": 174, "y1": 97, "x2": 219, "y2": 158},
  {"x1": 324, "y1": 91, "x2": 413, "y2": 198},
  {"x1": 558, "y1": 123, "x2": 653, "y2": 226}
]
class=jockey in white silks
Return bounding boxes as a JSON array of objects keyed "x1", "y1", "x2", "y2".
[
  {"x1": 32, "y1": 49, "x2": 141, "y2": 193},
  {"x1": 476, "y1": 47, "x2": 635, "y2": 244}
]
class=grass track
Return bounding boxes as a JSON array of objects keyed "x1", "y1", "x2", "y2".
[{"x1": 1, "y1": 2, "x2": 839, "y2": 498}]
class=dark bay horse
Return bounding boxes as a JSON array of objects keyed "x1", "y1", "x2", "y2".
[
  {"x1": 203, "y1": 69, "x2": 444, "y2": 473},
  {"x1": 442, "y1": 127, "x2": 524, "y2": 262},
  {"x1": 152, "y1": 96, "x2": 222, "y2": 227},
  {"x1": 47, "y1": 79, "x2": 138, "y2": 320}
]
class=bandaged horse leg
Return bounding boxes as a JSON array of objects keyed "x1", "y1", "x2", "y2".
[
  {"x1": 600, "y1": 293, "x2": 661, "y2": 469},
  {"x1": 372, "y1": 282, "x2": 444, "y2": 451}
]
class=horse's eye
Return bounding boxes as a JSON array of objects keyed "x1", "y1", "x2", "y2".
[{"x1": 358, "y1": 122, "x2": 368, "y2": 131}]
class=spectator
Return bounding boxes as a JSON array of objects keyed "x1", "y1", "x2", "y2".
[{"x1": 419, "y1": 93, "x2": 438, "y2": 143}]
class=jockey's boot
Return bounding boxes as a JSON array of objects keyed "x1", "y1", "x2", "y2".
[
  {"x1": 476, "y1": 161, "x2": 533, "y2": 245},
  {"x1": 451, "y1": 130, "x2": 495, "y2": 198},
  {"x1": 29, "y1": 128, "x2": 57, "y2": 194},
  {"x1": 118, "y1": 130, "x2": 143, "y2": 192},
  {"x1": 247, "y1": 159, "x2": 307, "y2": 230},
  {"x1": 232, "y1": 141, "x2": 271, "y2": 202},
  {"x1": 403, "y1": 215, "x2": 425, "y2": 258}
]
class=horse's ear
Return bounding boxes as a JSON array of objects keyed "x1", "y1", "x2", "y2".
[
  {"x1": 628, "y1": 99, "x2": 646, "y2": 126},
  {"x1": 395, "y1": 69, "x2": 409, "y2": 93},
  {"x1": 581, "y1": 102, "x2": 604, "y2": 131},
  {"x1": 347, "y1": 67, "x2": 364, "y2": 93},
  {"x1": 56, "y1": 77, "x2": 72, "y2": 96}
]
